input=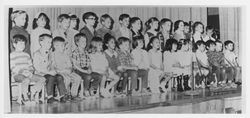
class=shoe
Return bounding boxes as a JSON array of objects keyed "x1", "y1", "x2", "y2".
[
  {"x1": 183, "y1": 75, "x2": 191, "y2": 91},
  {"x1": 60, "y1": 96, "x2": 67, "y2": 103},
  {"x1": 177, "y1": 76, "x2": 184, "y2": 92},
  {"x1": 71, "y1": 96, "x2": 82, "y2": 101},
  {"x1": 230, "y1": 83, "x2": 237, "y2": 88},
  {"x1": 47, "y1": 97, "x2": 58, "y2": 104}
]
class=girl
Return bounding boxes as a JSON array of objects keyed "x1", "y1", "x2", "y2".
[
  {"x1": 144, "y1": 17, "x2": 159, "y2": 48},
  {"x1": 129, "y1": 17, "x2": 143, "y2": 41},
  {"x1": 103, "y1": 33, "x2": 121, "y2": 97},
  {"x1": 31, "y1": 12, "x2": 51, "y2": 57},
  {"x1": 89, "y1": 37, "x2": 110, "y2": 98},
  {"x1": 159, "y1": 18, "x2": 173, "y2": 52},
  {"x1": 131, "y1": 36, "x2": 150, "y2": 95},
  {"x1": 67, "y1": 14, "x2": 80, "y2": 51},
  {"x1": 192, "y1": 21, "x2": 204, "y2": 43},
  {"x1": 147, "y1": 36, "x2": 166, "y2": 94},
  {"x1": 173, "y1": 20, "x2": 185, "y2": 42}
]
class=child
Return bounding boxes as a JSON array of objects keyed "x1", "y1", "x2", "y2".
[
  {"x1": 80, "y1": 12, "x2": 98, "y2": 49},
  {"x1": 203, "y1": 25, "x2": 216, "y2": 42},
  {"x1": 10, "y1": 10, "x2": 30, "y2": 55},
  {"x1": 31, "y1": 12, "x2": 51, "y2": 57},
  {"x1": 147, "y1": 36, "x2": 165, "y2": 94},
  {"x1": 52, "y1": 14, "x2": 72, "y2": 56},
  {"x1": 89, "y1": 37, "x2": 110, "y2": 97},
  {"x1": 224, "y1": 40, "x2": 241, "y2": 86},
  {"x1": 117, "y1": 37, "x2": 139, "y2": 96},
  {"x1": 173, "y1": 20, "x2": 185, "y2": 42},
  {"x1": 144, "y1": 17, "x2": 159, "y2": 47},
  {"x1": 103, "y1": 33, "x2": 122, "y2": 96},
  {"x1": 131, "y1": 36, "x2": 150, "y2": 95},
  {"x1": 71, "y1": 33, "x2": 92, "y2": 97},
  {"x1": 176, "y1": 39, "x2": 193, "y2": 91},
  {"x1": 115, "y1": 14, "x2": 132, "y2": 40},
  {"x1": 184, "y1": 22, "x2": 191, "y2": 40},
  {"x1": 67, "y1": 14, "x2": 80, "y2": 51},
  {"x1": 50, "y1": 36, "x2": 82, "y2": 100},
  {"x1": 159, "y1": 18, "x2": 173, "y2": 51},
  {"x1": 192, "y1": 21, "x2": 204, "y2": 43},
  {"x1": 129, "y1": 17, "x2": 143, "y2": 40},
  {"x1": 10, "y1": 34, "x2": 46, "y2": 104},
  {"x1": 194, "y1": 40, "x2": 210, "y2": 88},
  {"x1": 96, "y1": 14, "x2": 115, "y2": 39},
  {"x1": 33, "y1": 34, "x2": 68, "y2": 103}
]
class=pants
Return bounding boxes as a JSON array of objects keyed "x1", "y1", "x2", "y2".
[
  {"x1": 148, "y1": 69, "x2": 162, "y2": 93},
  {"x1": 13, "y1": 74, "x2": 46, "y2": 96},
  {"x1": 212, "y1": 66, "x2": 226, "y2": 82},
  {"x1": 74, "y1": 69, "x2": 92, "y2": 91},
  {"x1": 60, "y1": 72, "x2": 82, "y2": 97},
  {"x1": 90, "y1": 72, "x2": 103, "y2": 90},
  {"x1": 121, "y1": 69, "x2": 138, "y2": 91},
  {"x1": 137, "y1": 69, "x2": 148, "y2": 89},
  {"x1": 44, "y1": 74, "x2": 67, "y2": 97}
]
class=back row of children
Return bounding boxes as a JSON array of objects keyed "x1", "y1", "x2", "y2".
[{"x1": 10, "y1": 10, "x2": 241, "y2": 104}]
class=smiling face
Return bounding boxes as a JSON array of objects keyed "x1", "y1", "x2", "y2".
[
  {"x1": 77, "y1": 37, "x2": 87, "y2": 49},
  {"x1": 14, "y1": 13, "x2": 26, "y2": 27},
  {"x1": 120, "y1": 41, "x2": 130, "y2": 51},
  {"x1": 120, "y1": 17, "x2": 130, "y2": 27},
  {"x1": 208, "y1": 44, "x2": 216, "y2": 51},
  {"x1": 37, "y1": 15, "x2": 47, "y2": 28},
  {"x1": 53, "y1": 41, "x2": 65, "y2": 52},
  {"x1": 195, "y1": 24, "x2": 203, "y2": 33},
  {"x1": 60, "y1": 18, "x2": 70, "y2": 30},
  {"x1": 132, "y1": 20, "x2": 141, "y2": 31},
  {"x1": 103, "y1": 18, "x2": 112, "y2": 29},
  {"x1": 40, "y1": 37, "x2": 52, "y2": 50},
  {"x1": 184, "y1": 26, "x2": 190, "y2": 33},
  {"x1": 178, "y1": 22, "x2": 184, "y2": 31},
  {"x1": 152, "y1": 38, "x2": 160, "y2": 49},
  {"x1": 13, "y1": 41, "x2": 25, "y2": 52},
  {"x1": 107, "y1": 38, "x2": 116, "y2": 50},
  {"x1": 215, "y1": 42, "x2": 223, "y2": 52}
]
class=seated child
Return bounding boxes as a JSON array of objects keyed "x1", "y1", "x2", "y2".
[
  {"x1": 117, "y1": 37, "x2": 139, "y2": 96},
  {"x1": 50, "y1": 36, "x2": 82, "y2": 100},
  {"x1": 96, "y1": 14, "x2": 115, "y2": 39},
  {"x1": 10, "y1": 34, "x2": 45, "y2": 104},
  {"x1": 131, "y1": 36, "x2": 150, "y2": 95},
  {"x1": 33, "y1": 34, "x2": 68, "y2": 103}
]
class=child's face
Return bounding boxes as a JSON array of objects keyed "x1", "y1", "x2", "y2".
[
  {"x1": 198, "y1": 44, "x2": 205, "y2": 52},
  {"x1": 195, "y1": 24, "x2": 203, "y2": 33},
  {"x1": 152, "y1": 38, "x2": 160, "y2": 49},
  {"x1": 53, "y1": 41, "x2": 65, "y2": 52},
  {"x1": 226, "y1": 43, "x2": 234, "y2": 51},
  {"x1": 70, "y1": 19, "x2": 77, "y2": 29},
  {"x1": 86, "y1": 16, "x2": 96, "y2": 26},
  {"x1": 132, "y1": 20, "x2": 141, "y2": 31},
  {"x1": 121, "y1": 18, "x2": 129, "y2": 27},
  {"x1": 60, "y1": 18, "x2": 70, "y2": 30},
  {"x1": 96, "y1": 42, "x2": 103, "y2": 52},
  {"x1": 137, "y1": 40, "x2": 144, "y2": 49},
  {"x1": 215, "y1": 42, "x2": 223, "y2": 52},
  {"x1": 184, "y1": 26, "x2": 190, "y2": 33},
  {"x1": 178, "y1": 22, "x2": 184, "y2": 31},
  {"x1": 162, "y1": 21, "x2": 171, "y2": 31},
  {"x1": 120, "y1": 41, "x2": 130, "y2": 51},
  {"x1": 103, "y1": 18, "x2": 112, "y2": 29},
  {"x1": 107, "y1": 38, "x2": 116, "y2": 50},
  {"x1": 172, "y1": 43, "x2": 177, "y2": 51},
  {"x1": 206, "y1": 29, "x2": 213, "y2": 35},
  {"x1": 151, "y1": 21, "x2": 159, "y2": 30},
  {"x1": 37, "y1": 16, "x2": 46, "y2": 28},
  {"x1": 40, "y1": 37, "x2": 52, "y2": 50},
  {"x1": 208, "y1": 44, "x2": 216, "y2": 51},
  {"x1": 14, "y1": 13, "x2": 26, "y2": 27},
  {"x1": 13, "y1": 41, "x2": 25, "y2": 52},
  {"x1": 77, "y1": 37, "x2": 87, "y2": 49}
]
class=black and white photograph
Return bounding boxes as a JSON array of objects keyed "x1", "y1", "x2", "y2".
[{"x1": 1, "y1": 0, "x2": 248, "y2": 117}]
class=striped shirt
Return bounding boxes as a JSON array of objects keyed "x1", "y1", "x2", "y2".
[{"x1": 10, "y1": 51, "x2": 33, "y2": 76}]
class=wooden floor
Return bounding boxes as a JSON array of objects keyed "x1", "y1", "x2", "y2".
[{"x1": 10, "y1": 87, "x2": 241, "y2": 114}]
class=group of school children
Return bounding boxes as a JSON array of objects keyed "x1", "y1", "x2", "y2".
[{"x1": 9, "y1": 10, "x2": 241, "y2": 105}]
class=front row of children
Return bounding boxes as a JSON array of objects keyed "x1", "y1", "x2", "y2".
[{"x1": 10, "y1": 32, "x2": 241, "y2": 104}]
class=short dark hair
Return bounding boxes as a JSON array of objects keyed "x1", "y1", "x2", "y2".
[
  {"x1": 205, "y1": 40, "x2": 216, "y2": 47},
  {"x1": 74, "y1": 33, "x2": 87, "y2": 47},
  {"x1": 184, "y1": 22, "x2": 189, "y2": 27},
  {"x1": 129, "y1": 17, "x2": 142, "y2": 30},
  {"x1": 146, "y1": 36, "x2": 159, "y2": 51},
  {"x1": 165, "y1": 39, "x2": 178, "y2": 51},
  {"x1": 196, "y1": 40, "x2": 205, "y2": 47},
  {"x1": 132, "y1": 36, "x2": 144, "y2": 49},
  {"x1": 192, "y1": 21, "x2": 204, "y2": 34},
  {"x1": 160, "y1": 18, "x2": 173, "y2": 34},
  {"x1": 52, "y1": 37, "x2": 65, "y2": 51},
  {"x1": 174, "y1": 20, "x2": 184, "y2": 32},
  {"x1": 57, "y1": 14, "x2": 70, "y2": 22},
  {"x1": 13, "y1": 34, "x2": 27, "y2": 44},
  {"x1": 178, "y1": 39, "x2": 190, "y2": 49},
  {"x1": 117, "y1": 37, "x2": 130, "y2": 46},
  {"x1": 39, "y1": 33, "x2": 52, "y2": 42},
  {"x1": 224, "y1": 40, "x2": 234, "y2": 46},
  {"x1": 89, "y1": 36, "x2": 103, "y2": 53},
  {"x1": 100, "y1": 14, "x2": 112, "y2": 23},
  {"x1": 69, "y1": 14, "x2": 80, "y2": 30},
  {"x1": 119, "y1": 14, "x2": 130, "y2": 21},
  {"x1": 145, "y1": 17, "x2": 159, "y2": 31},
  {"x1": 82, "y1": 12, "x2": 98, "y2": 23},
  {"x1": 103, "y1": 33, "x2": 116, "y2": 50},
  {"x1": 206, "y1": 25, "x2": 214, "y2": 32}
]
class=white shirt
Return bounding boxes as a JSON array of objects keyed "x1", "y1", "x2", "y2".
[
  {"x1": 33, "y1": 49, "x2": 54, "y2": 76},
  {"x1": 195, "y1": 50, "x2": 209, "y2": 67},
  {"x1": 131, "y1": 48, "x2": 150, "y2": 69},
  {"x1": 90, "y1": 52, "x2": 108, "y2": 74},
  {"x1": 148, "y1": 49, "x2": 162, "y2": 69},
  {"x1": 163, "y1": 51, "x2": 178, "y2": 72},
  {"x1": 224, "y1": 50, "x2": 237, "y2": 66},
  {"x1": 176, "y1": 50, "x2": 194, "y2": 74}
]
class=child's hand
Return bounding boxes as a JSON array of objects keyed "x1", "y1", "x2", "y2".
[
  {"x1": 23, "y1": 70, "x2": 32, "y2": 78},
  {"x1": 117, "y1": 66, "x2": 123, "y2": 71}
]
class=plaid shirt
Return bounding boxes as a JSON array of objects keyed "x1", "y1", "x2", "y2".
[
  {"x1": 117, "y1": 49, "x2": 133, "y2": 67},
  {"x1": 207, "y1": 51, "x2": 225, "y2": 67},
  {"x1": 72, "y1": 48, "x2": 91, "y2": 70}
]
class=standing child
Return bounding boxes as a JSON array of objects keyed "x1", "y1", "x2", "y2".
[
  {"x1": 89, "y1": 37, "x2": 110, "y2": 97},
  {"x1": 129, "y1": 17, "x2": 143, "y2": 40},
  {"x1": 224, "y1": 40, "x2": 241, "y2": 86},
  {"x1": 173, "y1": 20, "x2": 185, "y2": 42},
  {"x1": 117, "y1": 37, "x2": 139, "y2": 96},
  {"x1": 10, "y1": 10, "x2": 30, "y2": 55},
  {"x1": 147, "y1": 36, "x2": 165, "y2": 94},
  {"x1": 203, "y1": 25, "x2": 216, "y2": 42},
  {"x1": 80, "y1": 12, "x2": 98, "y2": 49},
  {"x1": 184, "y1": 22, "x2": 191, "y2": 40},
  {"x1": 159, "y1": 18, "x2": 173, "y2": 51},
  {"x1": 131, "y1": 36, "x2": 150, "y2": 95},
  {"x1": 33, "y1": 34, "x2": 68, "y2": 103},
  {"x1": 10, "y1": 34, "x2": 46, "y2": 104},
  {"x1": 144, "y1": 17, "x2": 159, "y2": 47},
  {"x1": 67, "y1": 14, "x2": 80, "y2": 51},
  {"x1": 30, "y1": 12, "x2": 51, "y2": 57},
  {"x1": 96, "y1": 14, "x2": 115, "y2": 39},
  {"x1": 71, "y1": 33, "x2": 92, "y2": 97},
  {"x1": 50, "y1": 36, "x2": 82, "y2": 100},
  {"x1": 115, "y1": 14, "x2": 132, "y2": 40}
]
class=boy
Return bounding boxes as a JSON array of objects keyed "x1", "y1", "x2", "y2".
[
  {"x1": 115, "y1": 14, "x2": 132, "y2": 40},
  {"x1": 10, "y1": 10, "x2": 30, "y2": 55},
  {"x1": 10, "y1": 34, "x2": 45, "y2": 104},
  {"x1": 52, "y1": 14, "x2": 72, "y2": 56},
  {"x1": 184, "y1": 22, "x2": 191, "y2": 40},
  {"x1": 224, "y1": 40, "x2": 241, "y2": 87},
  {"x1": 96, "y1": 14, "x2": 115, "y2": 39},
  {"x1": 203, "y1": 25, "x2": 216, "y2": 42},
  {"x1": 50, "y1": 36, "x2": 82, "y2": 100},
  {"x1": 117, "y1": 37, "x2": 139, "y2": 96},
  {"x1": 33, "y1": 34, "x2": 68, "y2": 103},
  {"x1": 194, "y1": 40, "x2": 210, "y2": 88},
  {"x1": 71, "y1": 33, "x2": 92, "y2": 97},
  {"x1": 80, "y1": 12, "x2": 98, "y2": 49}
]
